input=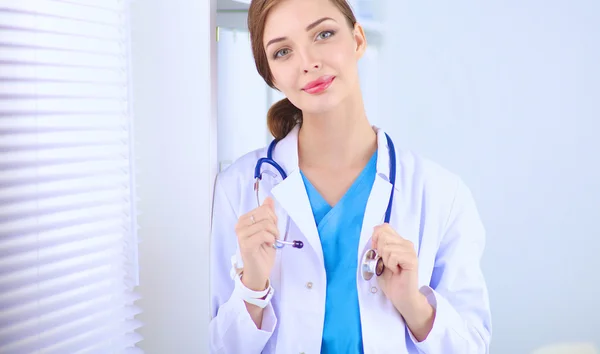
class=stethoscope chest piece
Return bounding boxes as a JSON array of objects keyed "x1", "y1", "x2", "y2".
[{"x1": 361, "y1": 249, "x2": 384, "y2": 281}]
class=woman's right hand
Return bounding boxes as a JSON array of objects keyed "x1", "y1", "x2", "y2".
[{"x1": 234, "y1": 197, "x2": 279, "y2": 292}]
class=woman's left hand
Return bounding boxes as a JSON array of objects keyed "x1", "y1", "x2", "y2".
[
  {"x1": 371, "y1": 224, "x2": 421, "y2": 313},
  {"x1": 372, "y1": 224, "x2": 436, "y2": 341}
]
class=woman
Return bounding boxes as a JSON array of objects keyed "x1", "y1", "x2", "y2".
[{"x1": 209, "y1": 0, "x2": 492, "y2": 353}]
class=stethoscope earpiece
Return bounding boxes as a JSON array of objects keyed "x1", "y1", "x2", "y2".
[{"x1": 272, "y1": 240, "x2": 304, "y2": 249}]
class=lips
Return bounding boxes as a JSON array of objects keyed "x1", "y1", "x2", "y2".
[{"x1": 302, "y1": 75, "x2": 335, "y2": 94}]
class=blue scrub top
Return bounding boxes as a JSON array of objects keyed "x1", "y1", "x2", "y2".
[{"x1": 300, "y1": 151, "x2": 378, "y2": 354}]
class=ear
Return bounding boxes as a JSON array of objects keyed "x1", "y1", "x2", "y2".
[{"x1": 352, "y1": 22, "x2": 368, "y2": 59}]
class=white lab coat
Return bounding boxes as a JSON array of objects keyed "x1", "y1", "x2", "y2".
[{"x1": 209, "y1": 125, "x2": 492, "y2": 354}]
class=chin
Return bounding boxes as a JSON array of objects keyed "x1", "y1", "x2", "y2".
[{"x1": 295, "y1": 93, "x2": 346, "y2": 115}]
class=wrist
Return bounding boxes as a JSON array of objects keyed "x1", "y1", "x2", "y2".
[
  {"x1": 234, "y1": 272, "x2": 275, "y2": 309},
  {"x1": 395, "y1": 291, "x2": 430, "y2": 320},
  {"x1": 397, "y1": 292, "x2": 435, "y2": 341},
  {"x1": 240, "y1": 272, "x2": 269, "y2": 292}
]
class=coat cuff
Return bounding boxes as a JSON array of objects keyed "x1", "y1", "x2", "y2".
[
  {"x1": 213, "y1": 292, "x2": 277, "y2": 353},
  {"x1": 231, "y1": 289, "x2": 277, "y2": 332},
  {"x1": 407, "y1": 286, "x2": 463, "y2": 352}
]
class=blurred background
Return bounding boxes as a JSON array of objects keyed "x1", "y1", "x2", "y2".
[{"x1": 0, "y1": 0, "x2": 598, "y2": 353}]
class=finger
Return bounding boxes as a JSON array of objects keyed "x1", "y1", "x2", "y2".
[
  {"x1": 393, "y1": 251, "x2": 418, "y2": 271},
  {"x1": 372, "y1": 225, "x2": 399, "y2": 249},
  {"x1": 252, "y1": 206, "x2": 277, "y2": 227},
  {"x1": 238, "y1": 219, "x2": 280, "y2": 241},
  {"x1": 387, "y1": 249, "x2": 406, "y2": 274},
  {"x1": 255, "y1": 197, "x2": 277, "y2": 223},
  {"x1": 264, "y1": 204, "x2": 278, "y2": 224},
  {"x1": 239, "y1": 206, "x2": 277, "y2": 230},
  {"x1": 371, "y1": 226, "x2": 387, "y2": 250},
  {"x1": 373, "y1": 223, "x2": 393, "y2": 234},
  {"x1": 259, "y1": 197, "x2": 278, "y2": 225},
  {"x1": 371, "y1": 229, "x2": 378, "y2": 250},
  {"x1": 262, "y1": 196, "x2": 275, "y2": 210},
  {"x1": 261, "y1": 198, "x2": 278, "y2": 220},
  {"x1": 381, "y1": 245, "x2": 415, "y2": 274},
  {"x1": 380, "y1": 245, "x2": 401, "y2": 274},
  {"x1": 384, "y1": 247, "x2": 417, "y2": 273},
  {"x1": 374, "y1": 223, "x2": 405, "y2": 240},
  {"x1": 245, "y1": 230, "x2": 277, "y2": 250},
  {"x1": 373, "y1": 229, "x2": 401, "y2": 252},
  {"x1": 239, "y1": 199, "x2": 277, "y2": 222}
]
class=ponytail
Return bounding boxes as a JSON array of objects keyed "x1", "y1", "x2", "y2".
[{"x1": 267, "y1": 98, "x2": 302, "y2": 141}]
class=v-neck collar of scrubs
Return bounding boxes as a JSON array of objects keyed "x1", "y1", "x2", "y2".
[{"x1": 300, "y1": 150, "x2": 378, "y2": 231}]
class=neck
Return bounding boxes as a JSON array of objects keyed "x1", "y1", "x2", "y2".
[{"x1": 298, "y1": 93, "x2": 377, "y2": 170}]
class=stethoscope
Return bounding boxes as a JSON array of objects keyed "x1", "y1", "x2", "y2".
[{"x1": 254, "y1": 133, "x2": 397, "y2": 281}]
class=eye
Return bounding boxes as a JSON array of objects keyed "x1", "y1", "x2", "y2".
[
  {"x1": 316, "y1": 30, "x2": 336, "y2": 40},
  {"x1": 274, "y1": 48, "x2": 291, "y2": 59}
]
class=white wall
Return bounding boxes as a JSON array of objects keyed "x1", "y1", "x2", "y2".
[
  {"x1": 130, "y1": 0, "x2": 217, "y2": 352},
  {"x1": 379, "y1": 1, "x2": 600, "y2": 353}
]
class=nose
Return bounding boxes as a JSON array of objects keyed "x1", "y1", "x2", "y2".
[
  {"x1": 299, "y1": 48, "x2": 321, "y2": 74},
  {"x1": 303, "y1": 64, "x2": 320, "y2": 74}
]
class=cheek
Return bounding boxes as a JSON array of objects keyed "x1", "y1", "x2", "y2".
[
  {"x1": 329, "y1": 43, "x2": 358, "y2": 73},
  {"x1": 271, "y1": 64, "x2": 299, "y2": 92},
  {"x1": 270, "y1": 67, "x2": 287, "y2": 87}
]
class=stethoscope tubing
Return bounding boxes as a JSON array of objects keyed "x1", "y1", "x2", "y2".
[{"x1": 254, "y1": 134, "x2": 397, "y2": 276}]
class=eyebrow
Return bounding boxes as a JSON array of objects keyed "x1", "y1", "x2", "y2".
[{"x1": 265, "y1": 17, "x2": 336, "y2": 49}]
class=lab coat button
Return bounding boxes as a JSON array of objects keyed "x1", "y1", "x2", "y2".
[
  {"x1": 305, "y1": 282, "x2": 313, "y2": 289},
  {"x1": 370, "y1": 286, "x2": 378, "y2": 294}
]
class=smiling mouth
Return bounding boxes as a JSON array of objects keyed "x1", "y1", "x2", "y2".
[{"x1": 302, "y1": 76, "x2": 335, "y2": 94}]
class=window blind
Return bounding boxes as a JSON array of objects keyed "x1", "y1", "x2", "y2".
[{"x1": 0, "y1": 0, "x2": 142, "y2": 353}]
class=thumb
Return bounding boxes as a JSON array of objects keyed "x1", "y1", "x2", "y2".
[
  {"x1": 262, "y1": 196, "x2": 275, "y2": 210},
  {"x1": 371, "y1": 227, "x2": 379, "y2": 250}
]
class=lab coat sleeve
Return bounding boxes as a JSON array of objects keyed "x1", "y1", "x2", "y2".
[
  {"x1": 209, "y1": 174, "x2": 277, "y2": 354},
  {"x1": 408, "y1": 178, "x2": 492, "y2": 354}
]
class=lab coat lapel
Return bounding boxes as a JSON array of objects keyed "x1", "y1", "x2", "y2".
[
  {"x1": 360, "y1": 128, "x2": 425, "y2": 287},
  {"x1": 271, "y1": 171, "x2": 324, "y2": 264},
  {"x1": 358, "y1": 175, "x2": 392, "y2": 254},
  {"x1": 358, "y1": 127, "x2": 395, "y2": 255},
  {"x1": 269, "y1": 126, "x2": 324, "y2": 266}
]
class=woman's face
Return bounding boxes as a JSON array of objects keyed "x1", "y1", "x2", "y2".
[{"x1": 263, "y1": 0, "x2": 366, "y2": 115}]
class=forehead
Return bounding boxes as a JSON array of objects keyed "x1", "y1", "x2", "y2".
[{"x1": 263, "y1": 0, "x2": 344, "y2": 45}]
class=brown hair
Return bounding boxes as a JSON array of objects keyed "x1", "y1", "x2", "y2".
[{"x1": 248, "y1": 0, "x2": 357, "y2": 140}]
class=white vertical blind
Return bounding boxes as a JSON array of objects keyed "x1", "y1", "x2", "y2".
[{"x1": 0, "y1": 0, "x2": 142, "y2": 353}]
